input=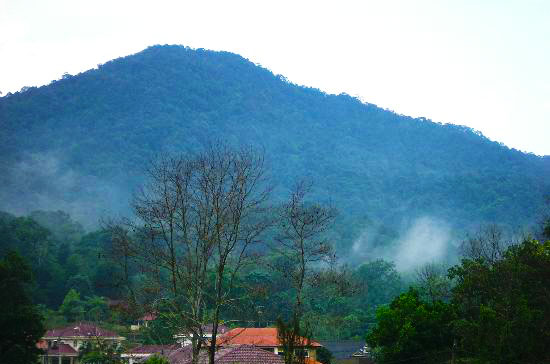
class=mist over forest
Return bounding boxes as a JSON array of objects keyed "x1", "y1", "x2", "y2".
[
  {"x1": 1, "y1": 45, "x2": 549, "y2": 258},
  {"x1": 1, "y1": 45, "x2": 549, "y2": 363}
]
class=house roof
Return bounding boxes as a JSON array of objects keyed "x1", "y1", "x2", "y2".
[
  {"x1": 44, "y1": 323, "x2": 123, "y2": 339},
  {"x1": 167, "y1": 344, "x2": 284, "y2": 364},
  {"x1": 166, "y1": 345, "x2": 193, "y2": 364},
  {"x1": 126, "y1": 344, "x2": 181, "y2": 354},
  {"x1": 45, "y1": 343, "x2": 78, "y2": 356},
  {"x1": 215, "y1": 345, "x2": 285, "y2": 364},
  {"x1": 217, "y1": 328, "x2": 321, "y2": 347},
  {"x1": 319, "y1": 341, "x2": 367, "y2": 359}
]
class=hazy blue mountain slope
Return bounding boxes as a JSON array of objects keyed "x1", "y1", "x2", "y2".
[{"x1": 1, "y1": 45, "x2": 548, "y2": 249}]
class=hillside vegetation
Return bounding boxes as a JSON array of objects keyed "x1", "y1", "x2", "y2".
[{"x1": 1, "y1": 45, "x2": 549, "y2": 252}]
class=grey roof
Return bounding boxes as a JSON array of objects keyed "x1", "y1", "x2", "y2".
[{"x1": 319, "y1": 341, "x2": 367, "y2": 359}]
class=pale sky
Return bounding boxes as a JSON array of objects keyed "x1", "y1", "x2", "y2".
[{"x1": 1, "y1": 0, "x2": 549, "y2": 155}]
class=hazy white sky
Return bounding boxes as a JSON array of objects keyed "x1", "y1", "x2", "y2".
[{"x1": 1, "y1": 0, "x2": 549, "y2": 155}]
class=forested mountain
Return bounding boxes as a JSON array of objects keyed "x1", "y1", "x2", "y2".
[{"x1": 1, "y1": 45, "x2": 548, "y2": 253}]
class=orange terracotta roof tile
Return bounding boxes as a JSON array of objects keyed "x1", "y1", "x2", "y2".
[{"x1": 217, "y1": 328, "x2": 321, "y2": 347}]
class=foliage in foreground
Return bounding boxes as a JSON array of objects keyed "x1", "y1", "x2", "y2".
[
  {"x1": 143, "y1": 355, "x2": 170, "y2": 364},
  {"x1": 79, "y1": 339, "x2": 125, "y2": 364},
  {"x1": 0, "y1": 251, "x2": 46, "y2": 364},
  {"x1": 450, "y1": 238, "x2": 550, "y2": 363},
  {"x1": 366, "y1": 288, "x2": 455, "y2": 364},
  {"x1": 367, "y1": 237, "x2": 550, "y2": 364}
]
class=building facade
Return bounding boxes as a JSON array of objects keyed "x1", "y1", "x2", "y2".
[{"x1": 40, "y1": 323, "x2": 125, "y2": 364}]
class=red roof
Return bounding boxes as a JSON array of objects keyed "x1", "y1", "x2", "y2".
[
  {"x1": 217, "y1": 328, "x2": 321, "y2": 347},
  {"x1": 45, "y1": 343, "x2": 78, "y2": 356},
  {"x1": 215, "y1": 345, "x2": 285, "y2": 364},
  {"x1": 167, "y1": 344, "x2": 284, "y2": 364},
  {"x1": 44, "y1": 323, "x2": 122, "y2": 339},
  {"x1": 127, "y1": 344, "x2": 180, "y2": 354},
  {"x1": 166, "y1": 345, "x2": 193, "y2": 364}
]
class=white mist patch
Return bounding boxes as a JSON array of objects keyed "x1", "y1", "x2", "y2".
[
  {"x1": 392, "y1": 217, "x2": 450, "y2": 272},
  {"x1": 0, "y1": 152, "x2": 130, "y2": 229},
  {"x1": 350, "y1": 216, "x2": 452, "y2": 272}
]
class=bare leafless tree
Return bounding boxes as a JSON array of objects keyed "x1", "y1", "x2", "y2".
[
  {"x1": 273, "y1": 180, "x2": 337, "y2": 316},
  {"x1": 460, "y1": 224, "x2": 513, "y2": 264},
  {"x1": 271, "y1": 181, "x2": 337, "y2": 364},
  {"x1": 108, "y1": 144, "x2": 272, "y2": 364},
  {"x1": 198, "y1": 146, "x2": 273, "y2": 364}
]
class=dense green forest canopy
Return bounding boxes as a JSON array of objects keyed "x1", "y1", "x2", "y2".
[
  {"x1": 0, "y1": 209, "x2": 405, "y2": 341},
  {"x1": 1, "y1": 45, "x2": 549, "y2": 258},
  {"x1": 2, "y1": 207, "x2": 547, "y2": 363}
]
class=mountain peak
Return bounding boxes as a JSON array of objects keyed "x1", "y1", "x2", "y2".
[{"x1": 1, "y1": 46, "x2": 548, "y2": 241}]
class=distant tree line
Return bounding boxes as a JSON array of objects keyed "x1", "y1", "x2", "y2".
[{"x1": 0, "y1": 206, "x2": 404, "y2": 340}]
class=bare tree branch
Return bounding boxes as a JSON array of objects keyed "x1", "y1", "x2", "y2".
[{"x1": 106, "y1": 144, "x2": 272, "y2": 364}]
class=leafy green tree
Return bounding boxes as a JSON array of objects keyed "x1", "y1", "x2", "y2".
[
  {"x1": 300, "y1": 265, "x2": 365, "y2": 340},
  {"x1": 29, "y1": 210, "x2": 84, "y2": 244},
  {"x1": 141, "y1": 312, "x2": 178, "y2": 345},
  {"x1": 355, "y1": 259, "x2": 403, "y2": 308},
  {"x1": 59, "y1": 288, "x2": 85, "y2": 321},
  {"x1": 0, "y1": 214, "x2": 51, "y2": 261},
  {"x1": 83, "y1": 295, "x2": 109, "y2": 321},
  {"x1": 38, "y1": 304, "x2": 67, "y2": 328},
  {"x1": 79, "y1": 338, "x2": 124, "y2": 364},
  {"x1": 91, "y1": 261, "x2": 123, "y2": 298},
  {"x1": 366, "y1": 288, "x2": 455, "y2": 364},
  {"x1": 0, "y1": 212, "x2": 68, "y2": 307},
  {"x1": 66, "y1": 274, "x2": 93, "y2": 297},
  {"x1": 414, "y1": 263, "x2": 452, "y2": 303},
  {"x1": 0, "y1": 251, "x2": 46, "y2": 364},
  {"x1": 543, "y1": 219, "x2": 550, "y2": 240},
  {"x1": 449, "y1": 238, "x2": 550, "y2": 363},
  {"x1": 316, "y1": 346, "x2": 333, "y2": 364}
]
